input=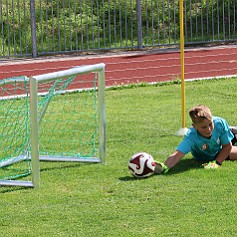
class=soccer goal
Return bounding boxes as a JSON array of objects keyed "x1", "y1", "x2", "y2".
[{"x1": 0, "y1": 63, "x2": 106, "y2": 188}]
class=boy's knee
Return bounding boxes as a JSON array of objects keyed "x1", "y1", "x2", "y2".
[{"x1": 229, "y1": 146, "x2": 237, "y2": 161}]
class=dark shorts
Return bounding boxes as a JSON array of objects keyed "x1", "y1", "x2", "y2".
[{"x1": 231, "y1": 135, "x2": 237, "y2": 146}]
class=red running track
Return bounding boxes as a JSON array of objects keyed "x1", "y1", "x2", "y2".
[{"x1": 0, "y1": 45, "x2": 237, "y2": 87}]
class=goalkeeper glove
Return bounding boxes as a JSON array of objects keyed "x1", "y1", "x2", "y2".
[
  {"x1": 154, "y1": 161, "x2": 169, "y2": 174},
  {"x1": 203, "y1": 160, "x2": 221, "y2": 169}
]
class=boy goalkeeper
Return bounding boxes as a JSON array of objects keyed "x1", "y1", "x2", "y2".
[{"x1": 155, "y1": 105, "x2": 237, "y2": 174}]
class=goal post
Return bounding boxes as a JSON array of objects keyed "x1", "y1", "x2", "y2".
[{"x1": 30, "y1": 63, "x2": 106, "y2": 165}]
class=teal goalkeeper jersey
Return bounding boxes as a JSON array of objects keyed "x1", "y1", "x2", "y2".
[{"x1": 177, "y1": 116, "x2": 234, "y2": 161}]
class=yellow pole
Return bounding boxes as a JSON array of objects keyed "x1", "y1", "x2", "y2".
[{"x1": 179, "y1": 0, "x2": 185, "y2": 128}]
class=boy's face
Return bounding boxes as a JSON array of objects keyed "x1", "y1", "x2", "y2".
[{"x1": 193, "y1": 118, "x2": 214, "y2": 138}]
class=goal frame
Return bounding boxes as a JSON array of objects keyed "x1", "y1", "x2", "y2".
[{"x1": 30, "y1": 63, "x2": 106, "y2": 188}]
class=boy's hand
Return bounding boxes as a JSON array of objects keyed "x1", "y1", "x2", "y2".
[
  {"x1": 203, "y1": 161, "x2": 221, "y2": 169},
  {"x1": 153, "y1": 161, "x2": 169, "y2": 174}
]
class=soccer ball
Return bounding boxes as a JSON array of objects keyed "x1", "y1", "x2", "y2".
[{"x1": 128, "y1": 152, "x2": 155, "y2": 178}]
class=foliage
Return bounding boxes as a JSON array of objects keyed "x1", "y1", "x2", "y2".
[{"x1": 0, "y1": 0, "x2": 236, "y2": 56}]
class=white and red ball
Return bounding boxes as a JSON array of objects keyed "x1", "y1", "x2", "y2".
[{"x1": 128, "y1": 152, "x2": 155, "y2": 178}]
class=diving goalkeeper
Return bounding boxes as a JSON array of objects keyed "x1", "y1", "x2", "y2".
[{"x1": 155, "y1": 105, "x2": 237, "y2": 174}]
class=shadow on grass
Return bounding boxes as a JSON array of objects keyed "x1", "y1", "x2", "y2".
[
  {"x1": 0, "y1": 185, "x2": 34, "y2": 193},
  {"x1": 168, "y1": 158, "x2": 203, "y2": 174},
  {"x1": 119, "y1": 158, "x2": 203, "y2": 181},
  {"x1": 39, "y1": 161, "x2": 83, "y2": 173}
]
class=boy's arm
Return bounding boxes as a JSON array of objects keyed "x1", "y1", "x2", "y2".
[
  {"x1": 164, "y1": 150, "x2": 185, "y2": 168},
  {"x1": 154, "y1": 150, "x2": 185, "y2": 174},
  {"x1": 215, "y1": 142, "x2": 232, "y2": 165}
]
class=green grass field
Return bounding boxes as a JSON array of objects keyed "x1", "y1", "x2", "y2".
[{"x1": 1, "y1": 78, "x2": 237, "y2": 237}]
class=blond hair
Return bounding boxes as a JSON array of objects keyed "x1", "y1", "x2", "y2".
[{"x1": 189, "y1": 105, "x2": 212, "y2": 124}]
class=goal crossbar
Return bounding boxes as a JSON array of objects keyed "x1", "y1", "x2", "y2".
[{"x1": 32, "y1": 64, "x2": 105, "y2": 82}]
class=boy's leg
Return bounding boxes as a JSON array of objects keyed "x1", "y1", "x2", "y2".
[
  {"x1": 229, "y1": 146, "x2": 237, "y2": 160},
  {"x1": 228, "y1": 126, "x2": 237, "y2": 160},
  {"x1": 230, "y1": 126, "x2": 237, "y2": 146}
]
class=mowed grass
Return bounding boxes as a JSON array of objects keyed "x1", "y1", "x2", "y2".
[{"x1": 0, "y1": 78, "x2": 237, "y2": 237}]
